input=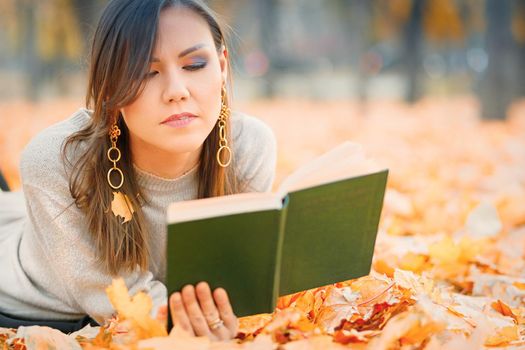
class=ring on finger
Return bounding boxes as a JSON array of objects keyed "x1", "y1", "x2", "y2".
[{"x1": 207, "y1": 317, "x2": 224, "y2": 330}]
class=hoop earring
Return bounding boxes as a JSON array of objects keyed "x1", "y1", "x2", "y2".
[
  {"x1": 216, "y1": 86, "x2": 232, "y2": 167},
  {"x1": 107, "y1": 122, "x2": 134, "y2": 223}
]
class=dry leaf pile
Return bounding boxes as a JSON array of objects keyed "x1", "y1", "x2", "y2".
[{"x1": 0, "y1": 97, "x2": 524, "y2": 349}]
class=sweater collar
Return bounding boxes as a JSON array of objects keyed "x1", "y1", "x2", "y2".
[{"x1": 133, "y1": 162, "x2": 199, "y2": 193}]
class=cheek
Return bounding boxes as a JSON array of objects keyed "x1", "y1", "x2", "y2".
[
  {"x1": 128, "y1": 90, "x2": 154, "y2": 114},
  {"x1": 120, "y1": 106, "x2": 150, "y2": 137},
  {"x1": 199, "y1": 63, "x2": 224, "y2": 111},
  {"x1": 197, "y1": 85, "x2": 222, "y2": 120},
  {"x1": 120, "y1": 89, "x2": 155, "y2": 126}
]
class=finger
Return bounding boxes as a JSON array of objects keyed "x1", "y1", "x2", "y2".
[
  {"x1": 169, "y1": 292, "x2": 195, "y2": 336},
  {"x1": 182, "y1": 285, "x2": 211, "y2": 337},
  {"x1": 156, "y1": 304, "x2": 168, "y2": 329},
  {"x1": 196, "y1": 282, "x2": 230, "y2": 340},
  {"x1": 213, "y1": 287, "x2": 239, "y2": 337}
]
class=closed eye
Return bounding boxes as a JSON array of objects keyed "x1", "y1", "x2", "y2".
[
  {"x1": 146, "y1": 70, "x2": 158, "y2": 78},
  {"x1": 184, "y1": 62, "x2": 207, "y2": 71}
]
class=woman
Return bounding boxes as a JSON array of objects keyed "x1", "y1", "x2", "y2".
[{"x1": 0, "y1": 0, "x2": 277, "y2": 341}]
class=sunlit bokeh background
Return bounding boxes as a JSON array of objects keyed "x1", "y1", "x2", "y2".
[{"x1": 1, "y1": 0, "x2": 524, "y2": 205}]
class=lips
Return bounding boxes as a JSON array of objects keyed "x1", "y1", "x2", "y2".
[{"x1": 161, "y1": 112, "x2": 197, "y2": 124}]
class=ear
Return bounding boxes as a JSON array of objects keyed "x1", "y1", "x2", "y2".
[{"x1": 218, "y1": 45, "x2": 228, "y2": 85}]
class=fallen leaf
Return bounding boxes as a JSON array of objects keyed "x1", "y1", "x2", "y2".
[{"x1": 111, "y1": 191, "x2": 135, "y2": 223}]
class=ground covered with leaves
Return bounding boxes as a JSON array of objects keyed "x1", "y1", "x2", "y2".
[{"x1": 0, "y1": 97, "x2": 524, "y2": 349}]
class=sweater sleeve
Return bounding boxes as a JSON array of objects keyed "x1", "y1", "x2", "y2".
[
  {"x1": 231, "y1": 112, "x2": 278, "y2": 193},
  {"x1": 18, "y1": 126, "x2": 166, "y2": 324}
]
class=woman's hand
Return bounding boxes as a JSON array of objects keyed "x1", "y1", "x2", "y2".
[{"x1": 168, "y1": 281, "x2": 239, "y2": 341}]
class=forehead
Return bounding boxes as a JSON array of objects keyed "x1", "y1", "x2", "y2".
[{"x1": 155, "y1": 6, "x2": 214, "y2": 53}]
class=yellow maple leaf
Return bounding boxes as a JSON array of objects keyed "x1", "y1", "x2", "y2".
[
  {"x1": 428, "y1": 236, "x2": 461, "y2": 265},
  {"x1": 458, "y1": 236, "x2": 486, "y2": 262},
  {"x1": 106, "y1": 278, "x2": 168, "y2": 339},
  {"x1": 399, "y1": 252, "x2": 428, "y2": 273}
]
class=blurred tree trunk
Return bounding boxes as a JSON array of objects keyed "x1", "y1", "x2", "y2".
[
  {"x1": 71, "y1": 0, "x2": 102, "y2": 58},
  {"x1": 354, "y1": 0, "x2": 373, "y2": 104},
  {"x1": 514, "y1": 0, "x2": 525, "y2": 98},
  {"x1": 403, "y1": 0, "x2": 426, "y2": 103},
  {"x1": 19, "y1": 1, "x2": 43, "y2": 101},
  {"x1": 479, "y1": 0, "x2": 514, "y2": 120},
  {"x1": 255, "y1": 0, "x2": 278, "y2": 98}
]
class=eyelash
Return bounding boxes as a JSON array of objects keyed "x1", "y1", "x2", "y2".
[
  {"x1": 185, "y1": 62, "x2": 207, "y2": 71},
  {"x1": 146, "y1": 62, "x2": 207, "y2": 78}
]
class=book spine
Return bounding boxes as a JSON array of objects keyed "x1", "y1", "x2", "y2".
[{"x1": 271, "y1": 195, "x2": 290, "y2": 310}]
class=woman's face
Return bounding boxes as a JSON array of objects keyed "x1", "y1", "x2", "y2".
[{"x1": 120, "y1": 6, "x2": 227, "y2": 159}]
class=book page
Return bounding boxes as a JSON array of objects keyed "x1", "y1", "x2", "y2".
[
  {"x1": 286, "y1": 158, "x2": 383, "y2": 192},
  {"x1": 277, "y1": 141, "x2": 385, "y2": 194},
  {"x1": 167, "y1": 191, "x2": 282, "y2": 224}
]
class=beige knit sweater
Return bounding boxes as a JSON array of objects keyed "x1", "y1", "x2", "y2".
[{"x1": 0, "y1": 108, "x2": 277, "y2": 325}]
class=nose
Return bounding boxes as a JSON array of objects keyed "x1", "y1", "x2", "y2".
[{"x1": 162, "y1": 69, "x2": 190, "y2": 103}]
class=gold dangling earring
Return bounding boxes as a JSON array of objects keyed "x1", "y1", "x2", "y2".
[
  {"x1": 216, "y1": 86, "x2": 232, "y2": 167},
  {"x1": 107, "y1": 122, "x2": 134, "y2": 223}
]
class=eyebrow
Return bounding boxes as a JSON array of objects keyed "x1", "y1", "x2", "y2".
[{"x1": 150, "y1": 43, "x2": 208, "y2": 62}]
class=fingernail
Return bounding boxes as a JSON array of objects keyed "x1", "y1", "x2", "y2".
[{"x1": 170, "y1": 292, "x2": 179, "y2": 304}]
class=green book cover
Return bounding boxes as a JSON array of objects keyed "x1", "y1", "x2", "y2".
[
  {"x1": 165, "y1": 142, "x2": 388, "y2": 323},
  {"x1": 166, "y1": 204, "x2": 286, "y2": 318},
  {"x1": 279, "y1": 170, "x2": 388, "y2": 296}
]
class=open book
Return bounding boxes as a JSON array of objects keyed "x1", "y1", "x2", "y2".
[{"x1": 165, "y1": 142, "x2": 388, "y2": 321}]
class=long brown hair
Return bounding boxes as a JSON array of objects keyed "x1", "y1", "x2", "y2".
[{"x1": 62, "y1": 0, "x2": 239, "y2": 276}]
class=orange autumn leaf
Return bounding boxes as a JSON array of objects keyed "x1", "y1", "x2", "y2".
[
  {"x1": 332, "y1": 328, "x2": 372, "y2": 344},
  {"x1": 400, "y1": 320, "x2": 445, "y2": 345},
  {"x1": 292, "y1": 290, "x2": 316, "y2": 316},
  {"x1": 276, "y1": 291, "x2": 306, "y2": 310},
  {"x1": 238, "y1": 313, "x2": 273, "y2": 337},
  {"x1": 445, "y1": 306, "x2": 477, "y2": 327},
  {"x1": 513, "y1": 281, "x2": 525, "y2": 290},
  {"x1": 491, "y1": 300, "x2": 522, "y2": 324},
  {"x1": 484, "y1": 325, "x2": 520, "y2": 346},
  {"x1": 106, "y1": 278, "x2": 168, "y2": 339},
  {"x1": 349, "y1": 276, "x2": 394, "y2": 305},
  {"x1": 90, "y1": 326, "x2": 113, "y2": 348},
  {"x1": 372, "y1": 259, "x2": 396, "y2": 277}
]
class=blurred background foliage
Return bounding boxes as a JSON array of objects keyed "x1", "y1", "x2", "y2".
[{"x1": 0, "y1": 0, "x2": 524, "y2": 119}]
